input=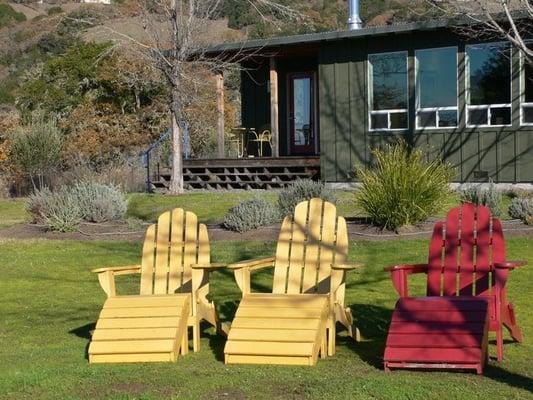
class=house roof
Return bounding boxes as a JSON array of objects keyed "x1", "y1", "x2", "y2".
[
  {"x1": 204, "y1": 10, "x2": 531, "y2": 56},
  {"x1": 204, "y1": 18, "x2": 454, "y2": 55}
]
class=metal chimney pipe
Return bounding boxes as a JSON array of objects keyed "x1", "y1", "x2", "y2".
[{"x1": 348, "y1": 0, "x2": 362, "y2": 30}]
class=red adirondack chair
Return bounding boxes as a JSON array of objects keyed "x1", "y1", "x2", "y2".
[{"x1": 384, "y1": 203, "x2": 527, "y2": 372}]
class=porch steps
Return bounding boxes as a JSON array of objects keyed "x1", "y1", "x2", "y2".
[{"x1": 152, "y1": 157, "x2": 320, "y2": 190}]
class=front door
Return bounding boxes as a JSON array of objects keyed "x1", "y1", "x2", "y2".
[{"x1": 288, "y1": 72, "x2": 317, "y2": 155}]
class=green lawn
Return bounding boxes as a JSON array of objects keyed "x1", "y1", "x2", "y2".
[
  {"x1": 1, "y1": 237, "x2": 532, "y2": 399},
  {"x1": 0, "y1": 191, "x2": 513, "y2": 229},
  {"x1": 0, "y1": 198, "x2": 27, "y2": 228}
]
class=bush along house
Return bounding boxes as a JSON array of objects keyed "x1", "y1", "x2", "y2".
[{"x1": 170, "y1": 4, "x2": 533, "y2": 190}]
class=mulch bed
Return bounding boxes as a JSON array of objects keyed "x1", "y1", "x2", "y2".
[{"x1": 1, "y1": 219, "x2": 532, "y2": 242}]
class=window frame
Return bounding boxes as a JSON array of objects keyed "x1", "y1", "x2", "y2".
[
  {"x1": 367, "y1": 50, "x2": 409, "y2": 132},
  {"x1": 415, "y1": 46, "x2": 459, "y2": 130},
  {"x1": 465, "y1": 42, "x2": 513, "y2": 128},
  {"x1": 520, "y1": 43, "x2": 533, "y2": 126}
]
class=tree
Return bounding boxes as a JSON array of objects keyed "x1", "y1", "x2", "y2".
[
  {"x1": 87, "y1": 0, "x2": 301, "y2": 194},
  {"x1": 426, "y1": 1, "x2": 533, "y2": 64}
]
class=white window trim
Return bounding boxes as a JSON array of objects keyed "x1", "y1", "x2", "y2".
[
  {"x1": 369, "y1": 109, "x2": 409, "y2": 131},
  {"x1": 465, "y1": 42, "x2": 513, "y2": 128},
  {"x1": 368, "y1": 50, "x2": 409, "y2": 132},
  {"x1": 415, "y1": 46, "x2": 459, "y2": 130},
  {"x1": 520, "y1": 44, "x2": 533, "y2": 126},
  {"x1": 467, "y1": 104, "x2": 513, "y2": 128},
  {"x1": 416, "y1": 106, "x2": 459, "y2": 130}
]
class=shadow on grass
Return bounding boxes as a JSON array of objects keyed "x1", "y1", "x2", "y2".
[
  {"x1": 484, "y1": 365, "x2": 533, "y2": 393},
  {"x1": 69, "y1": 322, "x2": 95, "y2": 361}
]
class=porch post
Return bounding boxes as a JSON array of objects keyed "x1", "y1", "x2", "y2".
[
  {"x1": 216, "y1": 70, "x2": 225, "y2": 158},
  {"x1": 269, "y1": 57, "x2": 279, "y2": 157}
]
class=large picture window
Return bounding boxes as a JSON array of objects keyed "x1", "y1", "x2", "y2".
[
  {"x1": 415, "y1": 47, "x2": 458, "y2": 129},
  {"x1": 466, "y1": 43, "x2": 512, "y2": 127},
  {"x1": 368, "y1": 51, "x2": 408, "y2": 130},
  {"x1": 521, "y1": 44, "x2": 533, "y2": 125}
]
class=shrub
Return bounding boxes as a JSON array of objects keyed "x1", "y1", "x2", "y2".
[
  {"x1": 224, "y1": 199, "x2": 280, "y2": 233},
  {"x1": 0, "y1": 4, "x2": 26, "y2": 29},
  {"x1": 508, "y1": 196, "x2": 533, "y2": 225},
  {"x1": 9, "y1": 112, "x2": 62, "y2": 191},
  {"x1": 27, "y1": 188, "x2": 82, "y2": 232},
  {"x1": 47, "y1": 6, "x2": 63, "y2": 15},
  {"x1": 356, "y1": 141, "x2": 455, "y2": 231},
  {"x1": 459, "y1": 181, "x2": 502, "y2": 217},
  {"x1": 278, "y1": 179, "x2": 335, "y2": 217},
  {"x1": 70, "y1": 181, "x2": 127, "y2": 223}
]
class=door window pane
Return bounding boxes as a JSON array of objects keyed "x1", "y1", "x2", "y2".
[
  {"x1": 368, "y1": 51, "x2": 408, "y2": 130},
  {"x1": 523, "y1": 105, "x2": 533, "y2": 124},
  {"x1": 293, "y1": 77, "x2": 311, "y2": 146}
]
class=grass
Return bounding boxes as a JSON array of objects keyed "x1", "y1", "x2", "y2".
[
  {"x1": 0, "y1": 237, "x2": 532, "y2": 399},
  {"x1": 0, "y1": 198, "x2": 28, "y2": 228},
  {"x1": 0, "y1": 191, "x2": 514, "y2": 229}
]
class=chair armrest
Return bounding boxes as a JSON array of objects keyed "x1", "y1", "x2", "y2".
[
  {"x1": 191, "y1": 263, "x2": 226, "y2": 270},
  {"x1": 228, "y1": 256, "x2": 275, "y2": 270},
  {"x1": 229, "y1": 257, "x2": 275, "y2": 295},
  {"x1": 331, "y1": 263, "x2": 363, "y2": 270},
  {"x1": 494, "y1": 260, "x2": 528, "y2": 270},
  {"x1": 385, "y1": 264, "x2": 428, "y2": 298},
  {"x1": 383, "y1": 264, "x2": 428, "y2": 273},
  {"x1": 92, "y1": 265, "x2": 141, "y2": 297},
  {"x1": 92, "y1": 265, "x2": 142, "y2": 274}
]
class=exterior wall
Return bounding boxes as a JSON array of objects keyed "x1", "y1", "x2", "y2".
[{"x1": 318, "y1": 30, "x2": 533, "y2": 183}]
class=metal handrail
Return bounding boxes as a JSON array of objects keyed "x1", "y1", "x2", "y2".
[{"x1": 141, "y1": 121, "x2": 190, "y2": 193}]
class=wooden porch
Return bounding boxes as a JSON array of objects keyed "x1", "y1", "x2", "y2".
[{"x1": 152, "y1": 157, "x2": 320, "y2": 190}]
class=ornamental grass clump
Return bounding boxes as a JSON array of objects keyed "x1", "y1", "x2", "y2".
[
  {"x1": 224, "y1": 198, "x2": 280, "y2": 233},
  {"x1": 27, "y1": 187, "x2": 82, "y2": 232},
  {"x1": 508, "y1": 195, "x2": 533, "y2": 225},
  {"x1": 278, "y1": 179, "x2": 336, "y2": 217},
  {"x1": 26, "y1": 181, "x2": 128, "y2": 231},
  {"x1": 70, "y1": 181, "x2": 127, "y2": 223},
  {"x1": 356, "y1": 141, "x2": 455, "y2": 231},
  {"x1": 459, "y1": 181, "x2": 502, "y2": 217}
]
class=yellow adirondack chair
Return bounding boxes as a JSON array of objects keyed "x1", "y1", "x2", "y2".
[
  {"x1": 88, "y1": 208, "x2": 226, "y2": 363},
  {"x1": 225, "y1": 198, "x2": 361, "y2": 366}
]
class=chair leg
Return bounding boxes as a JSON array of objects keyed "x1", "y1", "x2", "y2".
[
  {"x1": 327, "y1": 320, "x2": 335, "y2": 356},
  {"x1": 193, "y1": 322, "x2": 201, "y2": 353},
  {"x1": 320, "y1": 331, "x2": 327, "y2": 359},
  {"x1": 181, "y1": 328, "x2": 189, "y2": 356},
  {"x1": 496, "y1": 325, "x2": 504, "y2": 362},
  {"x1": 503, "y1": 303, "x2": 523, "y2": 343}
]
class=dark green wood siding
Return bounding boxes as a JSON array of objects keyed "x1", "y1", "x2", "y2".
[
  {"x1": 317, "y1": 30, "x2": 533, "y2": 183},
  {"x1": 240, "y1": 27, "x2": 533, "y2": 183}
]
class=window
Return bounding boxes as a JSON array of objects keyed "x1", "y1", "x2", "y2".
[
  {"x1": 466, "y1": 43, "x2": 512, "y2": 127},
  {"x1": 521, "y1": 44, "x2": 533, "y2": 125},
  {"x1": 416, "y1": 47, "x2": 458, "y2": 129},
  {"x1": 368, "y1": 51, "x2": 408, "y2": 130}
]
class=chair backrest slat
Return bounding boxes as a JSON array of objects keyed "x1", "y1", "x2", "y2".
[
  {"x1": 459, "y1": 203, "x2": 476, "y2": 296},
  {"x1": 301, "y1": 198, "x2": 325, "y2": 293},
  {"x1": 140, "y1": 208, "x2": 209, "y2": 295},
  {"x1": 286, "y1": 201, "x2": 308, "y2": 294},
  {"x1": 272, "y1": 218, "x2": 292, "y2": 294},
  {"x1": 273, "y1": 199, "x2": 346, "y2": 295},
  {"x1": 426, "y1": 203, "x2": 506, "y2": 297}
]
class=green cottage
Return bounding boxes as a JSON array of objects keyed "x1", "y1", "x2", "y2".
[{"x1": 190, "y1": 11, "x2": 533, "y2": 189}]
